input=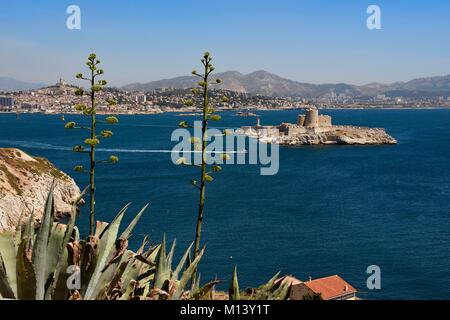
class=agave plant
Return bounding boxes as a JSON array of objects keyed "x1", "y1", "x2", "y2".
[
  {"x1": 228, "y1": 269, "x2": 291, "y2": 301},
  {"x1": 0, "y1": 182, "x2": 204, "y2": 300}
]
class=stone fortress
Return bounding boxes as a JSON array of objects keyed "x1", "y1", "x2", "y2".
[{"x1": 238, "y1": 107, "x2": 397, "y2": 145}]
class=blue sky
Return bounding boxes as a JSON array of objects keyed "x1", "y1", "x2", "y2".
[{"x1": 1, "y1": 0, "x2": 450, "y2": 86}]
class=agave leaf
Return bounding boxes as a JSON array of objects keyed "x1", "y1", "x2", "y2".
[
  {"x1": 79, "y1": 238, "x2": 98, "y2": 294},
  {"x1": 71, "y1": 226, "x2": 80, "y2": 241},
  {"x1": 136, "y1": 236, "x2": 149, "y2": 255},
  {"x1": 91, "y1": 204, "x2": 149, "y2": 298},
  {"x1": 186, "y1": 249, "x2": 192, "y2": 270},
  {"x1": 141, "y1": 280, "x2": 151, "y2": 297},
  {"x1": 0, "y1": 232, "x2": 17, "y2": 298},
  {"x1": 173, "y1": 242, "x2": 193, "y2": 280},
  {"x1": 15, "y1": 210, "x2": 25, "y2": 231},
  {"x1": 193, "y1": 273, "x2": 201, "y2": 293},
  {"x1": 193, "y1": 279, "x2": 221, "y2": 300},
  {"x1": 120, "y1": 258, "x2": 145, "y2": 295},
  {"x1": 271, "y1": 281, "x2": 291, "y2": 300},
  {"x1": 119, "y1": 280, "x2": 136, "y2": 300},
  {"x1": 121, "y1": 244, "x2": 159, "y2": 294},
  {"x1": 136, "y1": 266, "x2": 155, "y2": 286},
  {"x1": 95, "y1": 250, "x2": 134, "y2": 300},
  {"x1": 33, "y1": 181, "x2": 55, "y2": 300},
  {"x1": 253, "y1": 272, "x2": 283, "y2": 300},
  {"x1": 84, "y1": 203, "x2": 130, "y2": 300},
  {"x1": 153, "y1": 234, "x2": 169, "y2": 289},
  {"x1": 44, "y1": 223, "x2": 67, "y2": 287},
  {"x1": 51, "y1": 247, "x2": 70, "y2": 300},
  {"x1": 190, "y1": 272, "x2": 200, "y2": 294},
  {"x1": 16, "y1": 237, "x2": 36, "y2": 300},
  {"x1": 172, "y1": 247, "x2": 205, "y2": 300},
  {"x1": 229, "y1": 265, "x2": 240, "y2": 300},
  {"x1": 260, "y1": 271, "x2": 281, "y2": 291},
  {"x1": 22, "y1": 211, "x2": 34, "y2": 241},
  {"x1": 60, "y1": 186, "x2": 86, "y2": 249},
  {"x1": 119, "y1": 204, "x2": 149, "y2": 240},
  {"x1": 166, "y1": 239, "x2": 176, "y2": 272},
  {"x1": 143, "y1": 244, "x2": 160, "y2": 261},
  {"x1": 0, "y1": 248, "x2": 16, "y2": 298},
  {"x1": 134, "y1": 254, "x2": 154, "y2": 266},
  {"x1": 14, "y1": 210, "x2": 25, "y2": 242},
  {"x1": 95, "y1": 222, "x2": 109, "y2": 238}
]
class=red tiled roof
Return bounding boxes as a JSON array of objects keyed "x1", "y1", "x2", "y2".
[{"x1": 304, "y1": 275, "x2": 356, "y2": 300}]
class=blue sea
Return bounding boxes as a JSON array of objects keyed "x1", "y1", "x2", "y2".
[{"x1": 1, "y1": 109, "x2": 449, "y2": 300}]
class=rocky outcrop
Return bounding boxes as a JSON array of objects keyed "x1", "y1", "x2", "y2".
[
  {"x1": 277, "y1": 127, "x2": 397, "y2": 146},
  {"x1": 238, "y1": 110, "x2": 397, "y2": 146},
  {"x1": 0, "y1": 148, "x2": 81, "y2": 232}
]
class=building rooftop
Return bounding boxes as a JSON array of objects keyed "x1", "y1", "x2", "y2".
[{"x1": 303, "y1": 275, "x2": 356, "y2": 300}]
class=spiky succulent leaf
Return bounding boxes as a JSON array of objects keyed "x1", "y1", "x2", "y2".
[
  {"x1": 153, "y1": 234, "x2": 169, "y2": 290},
  {"x1": 229, "y1": 265, "x2": 240, "y2": 300},
  {"x1": 84, "y1": 203, "x2": 130, "y2": 299},
  {"x1": 95, "y1": 221, "x2": 109, "y2": 238},
  {"x1": 172, "y1": 247, "x2": 205, "y2": 300},
  {"x1": 0, "y1": 233, "x2": 17, "y2": 298},
  {"x1": 173, "y1": 242, "x2": 193, "y2": 280},
  {"x1": 192, "y1": 279, "x2": 221, "y2": 300},
  {"x1": 119, "y1": 204, "x2": 149, "y2": 240},
  {"x1": 44, "y1": 223, "x2": 67, "y2": 294},
  {"x1": 16, "y1": 237, "x2": 36, "y2": 300},
  {"x1": 270, "y1": 282, "x2": 291, "y2": 300},
  {"x1": 0, "y1": 253, "x2": 15, "y2": 299},
  {"x1": 48, "y1": 187, "x2": 87, "y2": 298},
  {"x1": 33, "y1": 181, "x2": 55, "y2": 300},
  {"x1": 94, "y1": 250, "x2": 134, "y2": 300}
]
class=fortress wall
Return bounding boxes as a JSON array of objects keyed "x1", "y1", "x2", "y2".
[
  {"x1": 332, "y1": 125, "x2": 376, "y2": 130},
  {"x1": 318, "y1": 115, "x2": 332, "y2": 127},
  {"x1": 287, "y1": 126, "x2": 308, "y2": 135},
  {"x1": 312, "y1": 127, "x2": 333, "y2": 133}
]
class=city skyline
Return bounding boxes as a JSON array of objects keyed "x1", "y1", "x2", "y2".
[{"x1": 1, "y1": 0, "x2": 450, "y2": 86}]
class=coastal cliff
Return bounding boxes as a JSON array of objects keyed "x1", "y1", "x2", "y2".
[{"x1": 0, "y1": 148, "x2": 81, "y2": 232}]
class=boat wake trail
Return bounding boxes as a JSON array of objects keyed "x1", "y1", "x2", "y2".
[{"x1": 0, "y1": 140, "x2": 246, "y2": 154}]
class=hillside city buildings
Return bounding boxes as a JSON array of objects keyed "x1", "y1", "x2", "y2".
[{"x1": 0, "y1": 79, "x2": 449, "y2": 114}]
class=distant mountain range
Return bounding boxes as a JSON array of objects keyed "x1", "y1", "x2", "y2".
[
  {"x1": 121, "y1": 71, "x2": 450, "y2": 98},
  {"x1": 3, "y1": 72, "x2": 450, "y2": 98},
  {"x1": 0, "y1": 77, "x2": 46, "y2": 92}
]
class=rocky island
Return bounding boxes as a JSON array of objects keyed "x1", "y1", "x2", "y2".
[
  {"x1": 237, "y1": 108, "x2": 397, "y2": 145},
  {"x1": 0, "y1": 148, "x2": 81, "y2": 232}
]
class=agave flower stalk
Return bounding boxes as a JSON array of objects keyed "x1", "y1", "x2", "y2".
[
  {"x1": 177, "y1": 52, "x2": 230, "y2": 259},
  {"x1": 64, "y1": 53, "x2": 119, "y2": 235}
]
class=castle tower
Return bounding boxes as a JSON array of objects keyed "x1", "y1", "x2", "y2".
[
  {"x1": 304, "y1": 108, "x2": 319, "y2": 128},
  {"x1": 297, "y1": 115, "x2": 306, "y2": 126}
]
